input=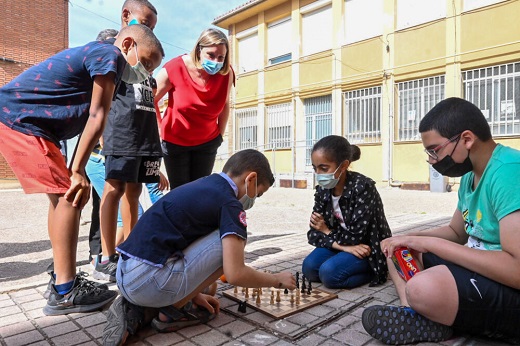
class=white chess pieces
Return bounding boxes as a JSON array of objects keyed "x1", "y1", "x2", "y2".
[
  {"x1": 234, "y1": 286, "x2": 238, "y2": 294},
  {"x1": 296, "y1": 289, "x2": 300, "y2": 305},
  {"x1": 256, "y1": 291, "x2": 261, "y2": 305},
  {"x1": 276, "y1": 289, "x2": 281, "y2": 303},
  {"x1": 270, "y1": 290, "x2": 275, "y2": 305},
  {"x1": 245, "y1": 288, "x2": 249, "y2": 298}
]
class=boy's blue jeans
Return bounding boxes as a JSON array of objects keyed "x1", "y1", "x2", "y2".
[{"x1": 302, "y1": 247, "x2": 373, "y2": 289}]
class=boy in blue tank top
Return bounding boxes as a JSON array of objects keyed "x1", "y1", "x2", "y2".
[{"x1": 362, "y1": 97, "x2": 520, "y2": 344}]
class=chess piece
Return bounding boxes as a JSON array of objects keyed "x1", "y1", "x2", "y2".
[
  {"x1": 307, "y1": 280, "x2": 312, "y2": 295},
  {"x1": 238, "y1": 300, "x2": 247, "y2": 313},
  {"x1": 270, "y1": 291, "x2": 275, "y2": 305},
  {"x1": 256, "y1": 292, "x2": 261, "y2": 305},
  {"x1": 252, "y1": 288, "x2": 256, "y2": 298},
  {"x1": 290, "y1": 292, "x2": 294, "y2": 304},
  {"x1": 296, "y1": 272, "x2": 300, "y2": 289},
  {"x1": 295, "y1": 290, "x2": 300, "y2": 305},
  {"x1": 276, "y1": 290, "x2": 281, "y2": 303},
  {"x1": 234, "y1": 286, "x2": 238, "y2": 294},
  {"x1": 284, "y1": 288, "x2": 288, "y2": 295},
  {"x1": 245, "y1": 288, "x2": 249, "y2": 299},
  {"x1": 301, "y1": 275, "x2": 306, "y2": 294}
]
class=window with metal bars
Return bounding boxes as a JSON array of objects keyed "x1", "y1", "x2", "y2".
[
  {"x1": 305, "y1": 95, "x2": 333, "y2": 166},
  {"x1": 344, "y1": 86, "x2": 382, "y2": 144},
  {"x1": 463, "y1": 62, "x2": 520, "y2": 136},
  {"x1": 267, "y1": 102, "x2": 293, "y2": 149},
  {"x1": 235, "y1": 107, "x2": 258, "y2": 150},
  {"x1": 397, "y1": 76, "x2": 445, "y2": 141}
]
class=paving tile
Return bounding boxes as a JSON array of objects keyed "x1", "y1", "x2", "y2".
[
  {"x1": 143, "y1": 332, "x2": 185, "y2": 346},
  {"x1": 0, "y1": 298, "x2": 15, "y2": 308},
  {"x1": 0, "y1": 294, "x2": 10, "y2": 301},
  {"x1": 218, "y1": 319, "x2": 256, "y2": 338},
  {"x1": 266, "y1": 319, "x2": 300, "y2": 335},
  {"x1": 239, "y1": 330, "x2": 277, "y2": 345},
  {"x1": 33, "y1": 315, "x2": 69, "y2": 329},
  {"x1": 42, "y1": 320, "x2": 79, "y2": 338},
  {"x1": 24, "y1": 341, "x2": 51, "y2": 346},
  {"x1": 316, "y1": 322, "x2": 343, "y2": 337},
  {"x1": 0, "y1": 305, "x2": 22, "y2": 317},
  {"x1": 296, "y1": 333, "x2": 327, "y2": 346},
  {"x1": 74, "y1": 313, "x2": 106, "y2": 328},
  {"x1": 191, "y1": 329, "x2": 232, "y2": 345},
  {"x1": 0, "y1": 313, "x2": 28, "y2": 328},
  {"x1": 4, "y1": 330, "x2": 44, "y2": 346},
  {"x1": 208, "y1": 312, "x2": 235, "y2": 328},
  {"x1": 12, "y1": 293, "x2": 43, "y2": 304},
  {"x1": 285, "y1": 312, "x2": 318, "y2": 326},
  {"x1": 85, "y1": 322, "x2": 105, "y2": 339},
  {"x1": 19, "y1": 298, "x2": 47, "y2": 311},
  {"x1": 51, "y1": 330, "x2": 91, "y2": 345},
  {"x1": 175, "y1": 323, "x2": 211, "y2": 338},
  {"x1": 26, "y1": 308, "x2": 46, "y2": 320},
  {"x1": 0, "y1": 320, "x2": 35, "y2": 338}
]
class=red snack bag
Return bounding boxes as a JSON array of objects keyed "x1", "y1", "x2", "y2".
[{"x1": 392, "y1": 247, "x2": 420, "y2": 281}]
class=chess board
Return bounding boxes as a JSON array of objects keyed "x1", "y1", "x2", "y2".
[{"x1": 222, "y1": 287, "x2": 338, "y2": 319}]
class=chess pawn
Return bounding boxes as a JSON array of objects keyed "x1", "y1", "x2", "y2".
[
  {"x1": 276, "y1": 290, "x2": 281, "y2": 303},
  {"x1": 270, "y1": 290, "x2": 275, "y2": 305},
  {"x1": 295, "y1": 289, "x2": 300, "y2": 305},
  {"x1": 234, "y1": 286, "x2": 238, "y2": 294},
  {"x1": 256, "y1": 292, "x2": 261, "y2": 305},
  {"x1": 245, "y1": 288, "x2": 249, "y2": 299},
  {"x1": 290, "y1": 292, "x2": 294, "y2": 304}
]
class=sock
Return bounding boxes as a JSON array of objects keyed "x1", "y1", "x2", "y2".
[
  {"x1": 101, "y1": 255, "x2": 110, "y2": 264},
  {"x1": 55, "y1": 280, "x2": 74, "y2": 295}
]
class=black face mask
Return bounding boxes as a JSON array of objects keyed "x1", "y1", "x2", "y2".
[{"x1": 432, "y1": 153, "x2": 473, "y2": 177}]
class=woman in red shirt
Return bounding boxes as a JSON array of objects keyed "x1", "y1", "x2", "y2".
[{"x1": 154, "y1": 28, "x2": 234, "y2": 188}]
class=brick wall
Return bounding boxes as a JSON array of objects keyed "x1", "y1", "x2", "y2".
[{"x1": 0, "y1": 0, "x2": 69, "y2": 179}]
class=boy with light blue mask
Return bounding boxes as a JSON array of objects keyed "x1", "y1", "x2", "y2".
[{"x1": 102, "y1": 149, "x2": 296, "y2": 345}]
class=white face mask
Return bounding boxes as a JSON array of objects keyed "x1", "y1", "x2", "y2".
[
  {"x1": 121, "y1": 43, "x2": 149, "y2": 84},
  {"x1": 239, "y1": 177, "x2": 257, "y2": 210}
]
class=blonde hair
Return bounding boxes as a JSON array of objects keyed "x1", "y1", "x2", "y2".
[{"x1": 190, "y1": 28, "x2": 230, "y2": 75}]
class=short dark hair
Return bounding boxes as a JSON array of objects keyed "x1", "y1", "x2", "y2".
[
  {"x1": 122, "y1": 0, "x2": 157, "y2": 15},
  {"x1": 119, "y1": 24, "x2": 165, "y2": 58},
  {"x1": 223, "y1": 149, "x2": 275, "y2": 187},
  {"x1": 312, "y1": 135, "x2": 361, "y2": 165},
  {"x1": 419, "y1": 97, "x2": 492, "y2": 141},
  {"x1": 96, "y1": 28, "x2": 119, "y2": 41}
]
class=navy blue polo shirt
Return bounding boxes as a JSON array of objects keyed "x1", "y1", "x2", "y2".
[{"x1": 117, "y1": 173, "x2": 248, "y2": 267}]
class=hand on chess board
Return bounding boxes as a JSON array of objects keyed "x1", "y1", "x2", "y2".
[
  {"x1": 192, "y1": 293, "x2": 220, "y2": 314},
  {"x1": 274, "y1": 272, "x2": 296, "y2": 290}
]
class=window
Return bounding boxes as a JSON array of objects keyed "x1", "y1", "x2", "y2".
[
  {"x1": 236, "y1": 107, "x2": 258, "y2": 150},
  {"x1": 305, "y1": 95, "x2": 333, "y2": 165},
  {"x1": 464, "y1": 0, "x2": 504, "y2": 11},
  {"x1": 302, "y1": 3, "x2": 332, "y2": 56},
  {"x1": 268, "y1": 17, "x2": 292, "y2": 65},
  {"x1": 344, "y1": 86, "x2": 382, "y2": 143},
  {"x1": 398, "y1": 76, "x2": 445, "y2": 141},
  {"x1": 397, "y1": 0, "x2": 446, "y2": 30},
  {"x1": 463, "y1": 63, "x2": 520, "y2": 136},
  {"x1": 267, "y1": 102, "x2": 293, "y2": 149},
  {"x1": 344, "y1": 0, "x2": 384, "y2": 44},
  {"x1": 237, "y1": 30, "x2": 258, "y2": 73}
]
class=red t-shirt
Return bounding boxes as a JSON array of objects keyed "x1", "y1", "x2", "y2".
[{"x1": 161, "y1": 55, "x2": 231, "y2": 146}]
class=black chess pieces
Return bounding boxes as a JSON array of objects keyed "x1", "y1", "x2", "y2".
[
  {"x1": 284, "y1": 288, "x2": 288, "y2": 294},
  {"x1": 301, "y1": 274, "x2": 306, "y2": 294},
  {"x1": 307, "y1": 280, "x2": 312, "y2": 295},
  {"x1": 238, "y1": 300, "x2": 247, "y2": 313},
  {"x1": 296, "y1": 272, "x2": 300, "y2": 289}
]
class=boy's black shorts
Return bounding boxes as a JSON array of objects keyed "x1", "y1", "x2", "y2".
[
  {"x1": 105, "y1": 155, "x2": 161, "y2": 183},
  {"x1": 423, "y1": 252, "x2": 520, "y2": 339}
]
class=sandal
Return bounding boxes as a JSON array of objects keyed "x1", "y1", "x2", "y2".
[{"x1": 151, "y1": 302, "x2": 216, "y2": 333}]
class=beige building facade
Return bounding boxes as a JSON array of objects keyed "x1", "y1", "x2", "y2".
[{"x1": 213, "y1": 0, "x2": 520, "y2": 189}]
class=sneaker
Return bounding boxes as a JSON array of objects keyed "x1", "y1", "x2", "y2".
[
  {"x1": 362, "y1": 305, "x2": 453, "y2": 345},
  {"x1": 43, "y1": 273, "x2": 117, "y2": 316},
  {"x1": 103, "y1": 296, "x2": 144, "y2": 346},
  {"x1": 93, "y1": 254, "x2": 119, "y2": 282},
  {"x1": 43, "y1": 271, "x2": 108, "y2": 299}
]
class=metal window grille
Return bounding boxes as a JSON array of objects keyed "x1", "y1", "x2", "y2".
[
  {"x1": 344, "y1": 86, "x2": 382, "y2": 144},
  {"x1": 235, "y1": 107, "x2": 258, "y2": 150},
  {"x1": 463, "y1": 62, "x2": 520, "y2": 136},
  {"x1": 305, "y1": 95, "x2": 333, "y2": 166},
  {"x1": 267, "y1": 102, "x2": 293, "y2": 149},
  {"x1": 398, "y1": 75, "x2": 445, "y2": 141}
]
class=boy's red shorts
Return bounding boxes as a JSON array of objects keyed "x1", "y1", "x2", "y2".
[{"x1": 0, "y1": 122, "x2": 70, "y2": 194}]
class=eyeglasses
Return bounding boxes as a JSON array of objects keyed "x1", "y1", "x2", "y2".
[{"x1": 424, "y1": 134, "x2": 461, "y2": 160}]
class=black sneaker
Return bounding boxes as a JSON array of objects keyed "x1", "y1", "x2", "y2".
[
  {"x1": 43, "y1": 270, "x2": 109, "y2": 299},
  {"x1": 93, "y1": 254, "x2": 119, "y2": 282},
  {"x1": 362, "y1": 305, "x2": 453, "y2": 345},
  {"x1": 103, "y1": 296, "x2": 145, "y2": 346},
  {"x1": 43, "y1": 273, "x2": 117, "y2": 316}
]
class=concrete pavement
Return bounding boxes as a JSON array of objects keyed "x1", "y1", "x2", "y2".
[{"x1": 0, "y1": 183, "x2": 509, "y2": 345}]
